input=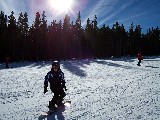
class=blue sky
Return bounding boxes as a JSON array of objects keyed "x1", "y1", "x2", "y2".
[{"x1": 0, "y1": 0, "x2": 160, "y2": 33}]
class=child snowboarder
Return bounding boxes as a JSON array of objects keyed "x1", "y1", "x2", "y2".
[
  {"x1": 137, "y1": 52, "x2": 143, "y2": 66},
  {"x1": 44, "y1": 60, "x2": 67, "y2": 111}
]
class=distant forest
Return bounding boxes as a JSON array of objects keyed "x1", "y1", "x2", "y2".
[{"x1": 0, "y1": 11, "x2": 160, "y2": 62}]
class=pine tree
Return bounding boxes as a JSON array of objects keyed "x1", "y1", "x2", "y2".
[
  {"x1": 73, "y1": 11, "x2": 83, "y2": 58},
  {"x1": 0, "y1": 11, "x2": 8, "y2": 61},
  {"x1": 85, "y1": 18, "x2": 95, "y2": 58},
  {"x1": 23, "y1": 12, "x2": 29, "y2": 60},
  {"x1": 17, "y1": 12, "x2": 29, "y2": 60},
  {"x1": 62, "y1": 14, "x2": 71, "y2": 59},
  {"x1": 7, "y1": 11, "x2": 18, "y2": 60},
  {"x1": 33, "y1": 12, "x2": 42, "y2": 60},
  {"x1": 39, "y1": 11, "x2": 47, "y2": 60}
]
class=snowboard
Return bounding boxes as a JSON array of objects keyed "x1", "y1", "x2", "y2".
[{"x1": 42, "y1": 100, "x2": 71, "y2": 116}]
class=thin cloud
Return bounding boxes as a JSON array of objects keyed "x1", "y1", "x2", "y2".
[
  {"x1": 98, "y1": 0, "x2": 133, "y2": 27},
  {"x1": 0, "y1": 1, "x2": 16, "y2": 15},
  {"x1": 119, "y1": 12, "x2": 148, "y2": 24},
  {"x1": 81, "y1": 0, "x2": 118, "y2": 27}
]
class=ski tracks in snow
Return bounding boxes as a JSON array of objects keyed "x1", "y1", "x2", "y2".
[
  {"x1": 65, "y1": 58, "x2": 160, "y2": 119},
  {"x1": 0, "y1": 57, "x2": 160, "y2": 119}
]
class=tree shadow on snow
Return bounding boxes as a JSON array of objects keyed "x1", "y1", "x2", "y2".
[
  {"x1": 144, "y1": 59, "x2": 160, "y2": 61},
  {"x1": 109, "y1": 57, "x2": 135, "y2": 63},
  {"x1": 62, "y1": 58, "x2": 138, "y2": 77},
  {"x1": 95, "y1": 59, "x2": 136, "y2": 69},
  {"x1": 145, "y1": 66, "x2": 159, "y2": 68},
  {"x1": 144, "y1": 56, "x2": 160, "y2": 60},
  {"x1": 0, "y1": 61, "x2": 51, "y2": 70},
  {"x1": 62, "y1": 60, "x2": 89, "y2": 77},
  {"x1": 38, "y1": 108, "x2": 65, "y2": 120}
]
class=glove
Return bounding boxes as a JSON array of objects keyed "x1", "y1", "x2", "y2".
[
  {"x1": 44, "y1": 87, "x2": 48, "y2": 94},
  {"x1": 64, "y1": 87, "x2": 67, "y2": 91}
]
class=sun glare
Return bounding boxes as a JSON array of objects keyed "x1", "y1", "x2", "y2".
[{"x1": 48, "y1": 0, "x2": 73, "y2": 13}]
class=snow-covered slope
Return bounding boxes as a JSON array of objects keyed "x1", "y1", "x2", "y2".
[{"x1": 0, "y1": 57, "x2": 160, "y2": 120}]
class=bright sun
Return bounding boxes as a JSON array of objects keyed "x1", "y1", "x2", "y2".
[{"x1": 48, "y1": 0, "x2": 73, "y2": 13}]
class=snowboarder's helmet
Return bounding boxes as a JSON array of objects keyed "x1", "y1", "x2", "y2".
[{"x1": 52, "y1": 60, "x2": 60, "y2": 70}]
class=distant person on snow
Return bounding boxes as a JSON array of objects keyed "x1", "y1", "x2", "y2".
[
  {"x1": 5, "y1": 55, "x2": 10, "y2": 68},
  {"x1": 44, "y1": 60, "x2": 67, "y2": 110},
  {"x1": 137, "y1": 52, "x2": 143, "y2": 66}
]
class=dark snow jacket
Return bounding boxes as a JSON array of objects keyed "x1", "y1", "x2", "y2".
[
  {"x1": 44, "y1": 69, "x2": 66, "y2": 93},
  {"x1": 138, "y1": 53, "x2": 143, "y2": 60}
]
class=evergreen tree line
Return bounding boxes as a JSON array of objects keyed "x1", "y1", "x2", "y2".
[{"x1": 0, "y1": 11, "x2": 160, "y2": 62}]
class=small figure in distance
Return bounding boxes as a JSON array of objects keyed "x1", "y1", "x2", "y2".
[
  {"x1": 5, "y1": 55, "x2": 10, "y2": 68},
  {"x1": 137, "y1": 51, "x2": 143, "y2": 66}
]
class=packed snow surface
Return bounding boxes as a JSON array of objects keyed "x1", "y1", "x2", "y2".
[{"x1": 0, "y1": 56, "x2": 160, "y2": 120}]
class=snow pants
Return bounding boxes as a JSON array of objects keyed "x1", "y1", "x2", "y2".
[
  {"x1": 137, "y1": 60, "x2": 141, "y2": 66},
  {"x1": 49, "y1": 89, "x2": 66, "y2": 108}
]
